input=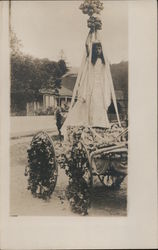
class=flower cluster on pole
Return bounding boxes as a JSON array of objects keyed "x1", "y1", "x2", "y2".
[{"x1": 79, "y1": 0, "x2": 104, "y2": 32}]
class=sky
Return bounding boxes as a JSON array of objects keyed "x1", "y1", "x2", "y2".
[{"x1": 11, "y1": 0, "x2": 128, "y2": 67}]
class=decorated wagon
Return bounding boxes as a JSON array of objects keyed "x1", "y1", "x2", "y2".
[
  {"x1": 25, "y1": 124, "x2": 128, "y2": 215},
  {"x1": 25, "y1": 0, "x2": 128, "y2": 215}
]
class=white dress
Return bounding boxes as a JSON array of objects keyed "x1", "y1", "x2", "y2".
[
  {"x1": 89, "y1": 58, "x2": 110, "y2": 127},
  {"x1": 61, "y1": 31, "x2": 121, "y2": 137},
  {"x1": 62, "y1": 58, "x2": 110, "y2": 131}
]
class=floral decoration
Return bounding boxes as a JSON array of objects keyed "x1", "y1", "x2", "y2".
[
  {"x1": 25, "y1": 131, "x2": 58, "y2": 200},
  {"x1": 79, "y1": 0, "x2": 104, "y2": 31}
]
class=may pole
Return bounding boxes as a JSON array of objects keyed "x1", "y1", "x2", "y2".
[
  {"x1": 79, "y1": 0, "x2": 121, "y2": 127},
  {"x1": 63, "y1": 0, "x2": 121, "y2": 131}
]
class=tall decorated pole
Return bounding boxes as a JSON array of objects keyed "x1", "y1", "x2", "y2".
[
  {"x1": 68, "y1": 0, "x2": 105, "y2": 113},
  {"x1": 79, "y1": 0, "x2": 121, "y2": 127}
]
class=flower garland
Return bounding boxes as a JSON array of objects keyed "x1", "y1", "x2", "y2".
[
  {"x1": 87, "y1": 16, "x2": 102, "y2": 31},
  {"x1": 57, "y1": 127, "x2": 91, "y2": 215},
  {"x1": 79, "y1": 0, "x2": 104, "y2": 32},
  {"x1": 25, "y1": 126, "x2": 127, "y2": 215},
  {"x1": 25, "y1": 128, "x2": 91, "y2": 215},
  {"x1": 25, "y1": 131, "x2": 58, "y2": 200}
]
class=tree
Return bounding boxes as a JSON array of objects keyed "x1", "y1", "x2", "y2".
[
  {"x1": 58, "y1": 59, "x2": 68, "y2": 75},
  {"x1": 47, "y1": 76, "x2": 61, "y2": 95},
  {"x1": 10, "y1": 29, "x2": 22, "y2": 56},
  {"x1": 10, "y1": 30, "x2": 68, "y2": 115},
  {"x1": 110, "y1": 61, "x2": 128, "y2": 100}
]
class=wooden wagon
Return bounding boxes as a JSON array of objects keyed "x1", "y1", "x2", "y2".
[{"x1": 25, "y1": 124, "x2": 128, "y2": 200}]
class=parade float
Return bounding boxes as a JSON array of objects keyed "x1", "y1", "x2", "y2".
[{"x1": 25, "y1": 0, "x2": 128, "y2": 215}]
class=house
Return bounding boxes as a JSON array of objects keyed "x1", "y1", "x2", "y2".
[
  {"x1": 26, "y1": 65, "x2": 128, "y2": 118},
  {"x1": 26, "y1": 67, "x2": 77, "y2": 115}
]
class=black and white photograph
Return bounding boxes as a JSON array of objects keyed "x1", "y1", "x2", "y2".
[
  {"x1": 10, "y1": 0, "x2": 128, "y2": 216},
  {"x1": 0, "y1": 0, "x2": 157, "y2": 249}
]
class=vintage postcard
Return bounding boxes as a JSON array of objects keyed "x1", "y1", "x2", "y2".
[
  {"x1": 0, "y1": 0, "x2": 157, "y2": 249},
  {"x1": 9, "y1": 0, "x2": 128, "y2": 217}
]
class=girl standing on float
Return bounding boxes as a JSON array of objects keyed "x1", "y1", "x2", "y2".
[{"x1": 61, "y1": 31, "x2": 113, "y2": 134}]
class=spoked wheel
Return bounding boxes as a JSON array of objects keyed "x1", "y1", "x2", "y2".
[
  {"x1": 83, "y1": 159, "x2": 93, "y2": 189},
  {"x1": 93, "y1": 151, "x2": 127, "y2": 190},
  {"x1": 81, "y1": 143, "x2": 93, "y2": 189},
  {"x1": 97, "y1": 171, "x2": 126, "y2": 189},
  {"x1": 26, "y1": 131, "x2": 58, "y2": 200}
]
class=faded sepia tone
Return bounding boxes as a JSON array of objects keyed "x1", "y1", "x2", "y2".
[
  {"x1": 0, "y1": 0, "x2": 157, "y2": 249},
  {"x1": 10, "y1": 0, "x2": 128, "y2": 216}
]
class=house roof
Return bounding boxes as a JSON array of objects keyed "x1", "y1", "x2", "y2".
[
  {"x1": 56, "y1": 67, "x2": 79, "y2": 96},
  {"x1": 59, "y1": 85, "x2": 73, "y2": 96},
  {"x1": 39, "y1": 67, "x2": 79, "y2": 96},
  {"x1": 39, "y1": 86, "x2": 73, "y2": 97},
  {"x1": 39, "y1": 88, "x2": 55, "y2": 95},
  {"x1": 62, "y1": 67, "x2": 79, "y2": 78}
]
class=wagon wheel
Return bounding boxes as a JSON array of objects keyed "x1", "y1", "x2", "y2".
[
  {"x1": 83, "y1": 159, "x2": 93, "y2": 188},
  {"x1": 97, "y1": 171, "x2": 126, "y2": 190},
  {"x1": 80, "y1": 142, "x2": 93, "y2": 189},
  {"x1": 90, "y1": 147, "x2": 127, "y2": 190},
  {"x1": 96, "y1": 155, "x2": 127, "y2": 190},
  {"x1": 26, "y1": 131, "x2": 58, "y2": 200}
]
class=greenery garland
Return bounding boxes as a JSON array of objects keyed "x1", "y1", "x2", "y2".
[
  {"x1": 25, "y1": 128, "x2": 91, "y2": 215},
  {"x1": 57, "y1": 127, "x2": 92, "y2": 215},
  {"x1": 25, "y1": 131, "x2": 58, "y2": 200}
]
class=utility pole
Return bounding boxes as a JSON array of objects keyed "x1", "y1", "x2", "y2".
[
  {"x1": 59, "y1": 49, "x2": 65, "y2": 60},
  {"x1": 58, "y1": 49, "x2": 70, "y2": 69},
  {"x1": 9, "y1": 0, "x2": 11, "y2": 33}
]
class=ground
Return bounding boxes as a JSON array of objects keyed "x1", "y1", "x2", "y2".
[{"x1": 10, "y1": 138, "x2": 127, "y2": 216}]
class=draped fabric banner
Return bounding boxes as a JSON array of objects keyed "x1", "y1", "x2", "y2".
[{"x1": 62, "y1": 30, "x2": 121, "y2": 135}]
